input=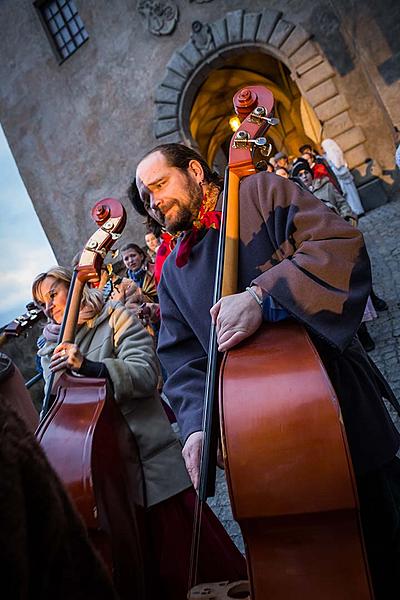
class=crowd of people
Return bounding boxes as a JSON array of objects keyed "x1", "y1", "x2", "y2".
[
  {"x1": 263, "y1": 139, "x2": 389, "y2": 351},
  {"x1": 266, "y1": 139, "x2": 365, "y2": 216},
  {"x1": 2, "y1": 133, "x2": 400, "y2": 599}
]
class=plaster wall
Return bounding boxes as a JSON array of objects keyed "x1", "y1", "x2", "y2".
[{"x1": 0, "y1": 0, "x2": 399, "y2": 263}]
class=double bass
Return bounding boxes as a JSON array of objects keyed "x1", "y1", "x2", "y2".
[
  {"x1": 190, "y1": 87, "x2": 374, "y2": 599},
  {"x1": 0, "y1": 303, "x2": 44, "y2": 347},
  {"x1": 36, "y1": 199, "x2": 148, "y2": 599}
]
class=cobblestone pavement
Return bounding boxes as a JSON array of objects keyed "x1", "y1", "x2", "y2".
[
  {"x1": 209, "y1": 195, "x2": 400, "y2": 553},
  {"x1": 361, "y1": 198, "x2": 400, "y2": 427}
]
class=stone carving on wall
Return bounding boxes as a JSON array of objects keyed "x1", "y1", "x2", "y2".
[
  {"x1": 191, "y1": 21, "x2": 215, "y2": 55},
  {"x1": 137, "y1": 0, "x2": 179, "y2": 36},
  {"x1": 189, "y1": 1, "x2": 213, "y2": 3}
]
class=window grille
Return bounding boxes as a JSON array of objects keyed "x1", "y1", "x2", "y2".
[{"x1": 36, "y1": 0, "x2": 89, "y2": 62}]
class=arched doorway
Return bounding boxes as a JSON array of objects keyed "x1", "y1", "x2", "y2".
[
  {"x1": 154, "y1": 9, "x2": 370, "y2": 173},
  {"x1": 188, "y1": 50, "x2": 322, "y2": 168}
]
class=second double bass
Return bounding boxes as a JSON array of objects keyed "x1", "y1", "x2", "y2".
[{"x1": 35, "y1": 199, "x2": 148, "y2": 599}]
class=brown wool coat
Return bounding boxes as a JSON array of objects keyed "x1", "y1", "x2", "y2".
[
  {"x1": 237, "y1": 173, "x2": 370, "y2": 350},
  {"x1": 39, "y1": 302, "x2": 190, "y2": 507}
]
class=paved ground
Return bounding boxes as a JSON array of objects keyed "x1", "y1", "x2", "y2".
[
  {"x1": 209, "y1": 195, "x2": 400, "y2": 553},
  {"x1": 362, "y1": 199, "x2": 400, "y2": 422}
]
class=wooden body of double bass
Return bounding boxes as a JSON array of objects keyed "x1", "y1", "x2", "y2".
[
  {"x1": 219, "y1": 321, "x2": 374, "y2": 599},
  {"x1": 36, "y1": 373, "x2": 148, "y2": 599}
]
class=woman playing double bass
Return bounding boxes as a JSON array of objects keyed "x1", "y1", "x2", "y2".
[{"x1": 33, "y1": 265, "x2": 245, "y2": 599}]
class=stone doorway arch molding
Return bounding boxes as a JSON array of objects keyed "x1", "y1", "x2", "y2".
[{"x1": 154, "y1": 8, "x2": 369, "y2": 170}]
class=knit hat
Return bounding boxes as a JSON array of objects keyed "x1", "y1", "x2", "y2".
[{"x1": 291, "y1": 158, "x2": 312, "y2": 178}]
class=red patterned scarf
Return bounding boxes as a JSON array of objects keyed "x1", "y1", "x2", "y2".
[{"x1": 176, "y1": 184, "x2": 221, "y2": 268}]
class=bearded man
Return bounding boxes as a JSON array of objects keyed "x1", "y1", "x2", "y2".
[{"x1": 133, "y1": 142, "x2": 400, "y2": 598}]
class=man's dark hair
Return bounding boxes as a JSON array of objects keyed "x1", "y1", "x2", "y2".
[
  {"x1": 143, "y1": 143, "x2": 223, "y2": 188},
  {"x1": 127, "y1": 178, "x2": 162, "y2": 236},
  {"x1": 299, "y1": 143, "x2": 313, "y2": 154},
  {"x1": 128, "y1": 178, "x2": 147, "y2": 217}
]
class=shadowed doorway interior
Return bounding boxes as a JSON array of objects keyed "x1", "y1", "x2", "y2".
[{"x1": 189, "y1": 51, "x2": 322, "y2": 171}]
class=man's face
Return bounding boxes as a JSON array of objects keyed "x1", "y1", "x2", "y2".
[
  {"x1": 302, "y1": 152, "x2": 314, "y2": 167},
  {"x1": 277, "y1": 157, "x2": 288, "y2": 168},
  {"x1": 298, "y1": 169, "x2": 313, "y2": 188},
  {"x1": 136, "y1": 151, "x2": 203, "y2": 234}
]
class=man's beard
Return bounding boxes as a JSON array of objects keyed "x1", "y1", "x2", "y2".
[{"x1": 165, "y1": 174, "x2": 203, "y2": 235}]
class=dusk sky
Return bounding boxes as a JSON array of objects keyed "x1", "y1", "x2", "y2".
[{"x1": 0, "y1": 124, "x2": 56, "y2": 328}]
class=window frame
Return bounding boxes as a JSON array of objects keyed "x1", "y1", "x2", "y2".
[{"x1": 34, "y1": 0, "x2": 89, "y2": 64}]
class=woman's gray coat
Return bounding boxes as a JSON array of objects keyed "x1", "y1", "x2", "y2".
[{"x1": 39, "y1": 301, "x2": 190, "y2": 507}]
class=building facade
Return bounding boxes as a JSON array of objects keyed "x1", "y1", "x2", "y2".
[{"x1": 0, "y1": 0, "x2": 399, "y2": 264}]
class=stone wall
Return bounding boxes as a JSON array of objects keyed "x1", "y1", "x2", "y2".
[{"x1": 0, "y1": 0, "x2": 399, "y2": 263}]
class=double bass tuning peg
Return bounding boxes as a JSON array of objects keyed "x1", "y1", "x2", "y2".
[
  {"x1": 250, "y1": 105, "x2": 280, "y2": 126},
  {"x1": 233, "y1": 130, "x2": 272, "y2": 156},
  {"x1": 233, "y1": 130, "x2": 265, "y2": 146}
]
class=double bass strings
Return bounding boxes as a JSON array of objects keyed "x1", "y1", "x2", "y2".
[
  {"x1": 188, "y1": 494, "x2": 203, "y2": 591},
  {"x1": 188, "y1": 168, "x2": 230, "y2": 592}
]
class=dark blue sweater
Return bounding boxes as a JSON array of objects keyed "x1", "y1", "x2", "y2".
[{"x1": 157, "y1": 173, "x2": 399, "y2": 476}]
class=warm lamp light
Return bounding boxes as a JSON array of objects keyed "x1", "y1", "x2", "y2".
[{"x1": 229, "y1": 115, "x2": 241, "y2": 132}]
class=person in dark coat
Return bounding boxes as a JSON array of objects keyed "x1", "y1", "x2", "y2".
[
  {"x1": 299, "y1": 142, "x2": 341, "y2": 190},
  {"x1": 134, "y1": 142, "x2": 400, "y2": 599},
  {"x1": 0, "y1": 353, "x2": 118, "y2": 600},
  {"x1": 291, "y1": 157, "x2": 357, "y2": 222}
]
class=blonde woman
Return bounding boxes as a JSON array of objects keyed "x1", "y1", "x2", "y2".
[{"x1": 32, "y1": 266, "x2": 245, "y2": 599}]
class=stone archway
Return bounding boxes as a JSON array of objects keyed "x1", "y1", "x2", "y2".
[
  {"x1": 154, "y1": 8, "x2": 369, "y2": 171},
  {"x1": 188, "y1": 57, "x2": 320, "y2": 168}
]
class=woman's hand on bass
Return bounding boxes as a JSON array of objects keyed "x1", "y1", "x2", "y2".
[{"x1": 50, "y1": 342, "x2": 84, "y2": 372}]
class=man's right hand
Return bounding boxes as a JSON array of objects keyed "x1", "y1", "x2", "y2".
[{"x1": 182, "y1": 430, "x2": 203, "y2": 490}]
